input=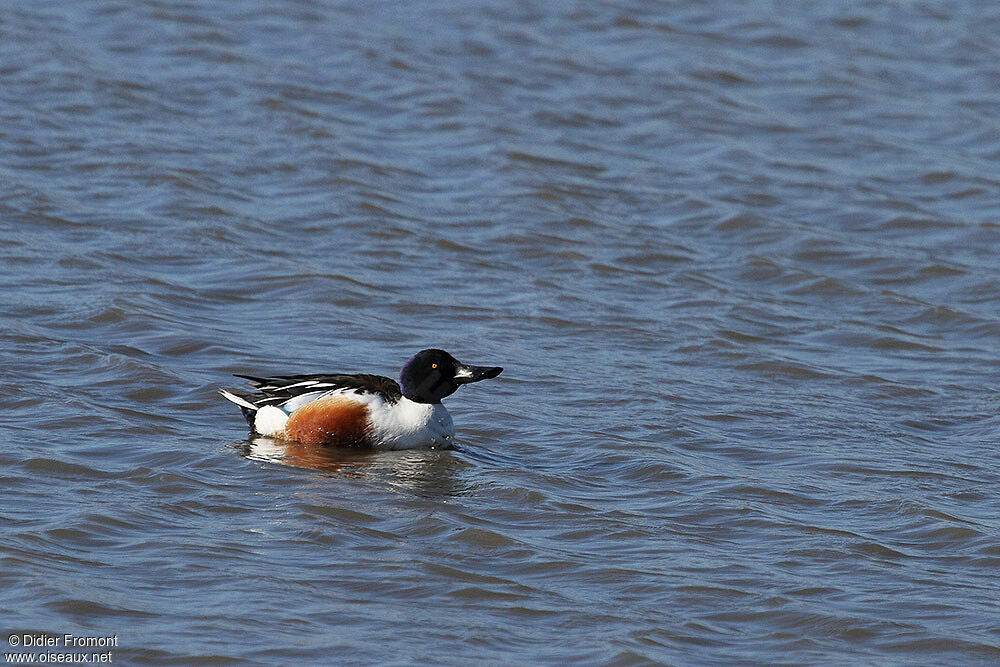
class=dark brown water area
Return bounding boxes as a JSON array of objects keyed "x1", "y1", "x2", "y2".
[{"x1": 2, "y1": 1, "x2": 1000, "y2": 664}]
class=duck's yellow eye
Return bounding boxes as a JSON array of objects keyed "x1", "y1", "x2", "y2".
[{"x1": 431, "y1": 363, "x2": 437, "y2": 369}]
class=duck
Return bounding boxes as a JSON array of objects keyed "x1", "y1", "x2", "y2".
[{"x1": 219, "y1": 349, "x2": 502, "y2": 450}]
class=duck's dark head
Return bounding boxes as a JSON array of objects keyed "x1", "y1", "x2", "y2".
[{"x1": 399, "y1": 349, "x2": 503, "y2": 404}]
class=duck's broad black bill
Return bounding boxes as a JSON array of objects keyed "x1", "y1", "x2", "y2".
[{"x1": 455, "y1": 364, "x2": 504, "y2": 384}]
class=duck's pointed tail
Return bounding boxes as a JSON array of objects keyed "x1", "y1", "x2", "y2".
[{"x1": 219, "y1": 389, "x2": 258, "y2": 426}]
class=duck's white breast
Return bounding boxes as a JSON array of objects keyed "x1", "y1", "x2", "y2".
[{"x1": 368, "y1": 396, "x2": 454, "y2": 450}]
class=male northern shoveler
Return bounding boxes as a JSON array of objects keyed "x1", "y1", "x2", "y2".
[{"x1": 219, "y1": 349, "x2": 503, "y2": 450}]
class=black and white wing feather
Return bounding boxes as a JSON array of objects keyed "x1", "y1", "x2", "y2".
[{"x1": 233, "y1": 373, "x2": 403, "y2": 408}]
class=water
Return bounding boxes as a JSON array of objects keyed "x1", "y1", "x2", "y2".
[{"x1": 2, "y1": 1, "x2": 1000, "y2": 663}]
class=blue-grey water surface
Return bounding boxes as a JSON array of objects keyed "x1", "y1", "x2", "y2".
[{"x1": 3, "y1": 1, "x2": 1000, "y2": 664}]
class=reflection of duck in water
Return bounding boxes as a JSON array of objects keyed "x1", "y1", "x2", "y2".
[
  {"x1": 220, "y1": 349, "x2": 502, "y2": 450},
  {"x1": 237, "y1": 435, "x2": 379, "y2": 475},
  {"x1": 236, "y1": 435, "x2": 476, "y2": 496}
]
